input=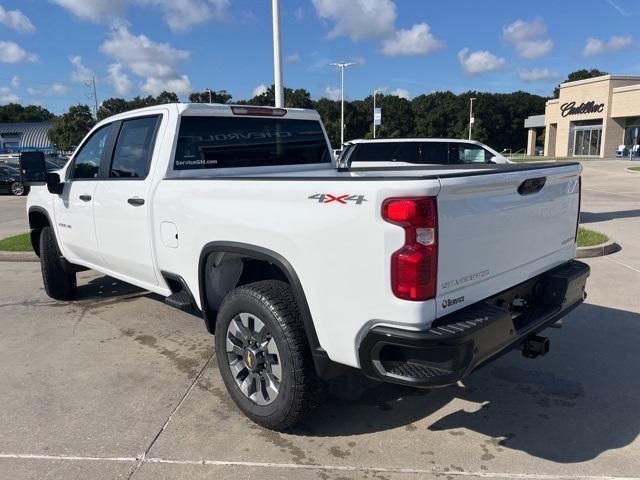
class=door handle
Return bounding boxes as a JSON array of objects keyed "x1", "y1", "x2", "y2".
[
  {"x1": 79, "y1": 194, "x2": 92, "y2": 202},
  {"x1": 127, "y1": 197, "x2": 145, "y2": 206}
]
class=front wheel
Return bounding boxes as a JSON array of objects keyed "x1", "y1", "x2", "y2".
[
  {"x1": 215, "y1": 280, "x2": 321, "y2": 430},
  {"x1": 10, "y1": 182, "x2": 26, "y2": 196},
  {"x1": 39, "y1": 226, "x2": 76, "y2": 300}
]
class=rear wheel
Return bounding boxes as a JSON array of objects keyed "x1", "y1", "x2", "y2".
[
  {"x1": 39, "y1": 226, "x2": 76, "y2": 300},
  {"x1": 10, "y1": 182, "x2": 26, "y2": 196},
  {"x1": 215, "y1": 280, "x2": 321, "y2": 430}
]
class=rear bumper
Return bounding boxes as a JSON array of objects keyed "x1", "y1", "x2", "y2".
[{"x1": 358, "y1": 260, "x2": 590, "y2": 387}]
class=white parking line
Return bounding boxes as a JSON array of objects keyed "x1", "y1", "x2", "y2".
[
  {"x1": 605, "y1": 256, "x2": 640, "y2": 274},
  {"x1": 1, "y1": 453, "x2": 638, "y2": 480}
]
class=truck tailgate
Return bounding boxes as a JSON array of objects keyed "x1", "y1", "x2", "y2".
[{"x1": 435, "y1": 163, "x2": 581, "y2": 317}]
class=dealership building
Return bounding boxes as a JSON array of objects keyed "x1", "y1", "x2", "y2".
[{"x1": 524, "y1": 75, "x2": 640, "y2": 158}]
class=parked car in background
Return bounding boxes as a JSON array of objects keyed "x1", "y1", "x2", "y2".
[
  {"x1": 0, "y1": 165, "x2": 28, "y2": 196},
  {"x1": 535, "y1": 146, "x2": 545, "y2": 156},
  {"x1": 339, "y1": 138, "x2": 510, "y2": 168}
]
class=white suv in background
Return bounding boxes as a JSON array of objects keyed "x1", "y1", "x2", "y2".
[{"x1": 339, "y1": 138, "x2": 511, "y2": 168}]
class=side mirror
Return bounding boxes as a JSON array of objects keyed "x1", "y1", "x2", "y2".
[
  {"x1": 46, "y1": 172, "x2": 64, "y2": 195},
  {"x1": 19, "y1": 151, "x2": 47, "y2": 184}
]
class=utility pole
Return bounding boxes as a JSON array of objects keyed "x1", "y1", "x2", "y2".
[
  {"x1": 330, "y1": 62, "x2": 355, "y2": 147},
  {"x1": 468, "y1": 97, "x2": 476, "y2": 140},
  {"x1": 84, "y1": 76, "x2": 98, "y2": 119},
  {"x1": 272, "y1": 0, "x2": 284, "y2": 107}
]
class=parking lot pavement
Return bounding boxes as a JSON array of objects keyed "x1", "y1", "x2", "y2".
[
  {"x1": 0, "y1": 161, "x2": 639, "y2": 480},
  {"x1": 0, "y1": 195, "x2": 28, "y2": 238}
]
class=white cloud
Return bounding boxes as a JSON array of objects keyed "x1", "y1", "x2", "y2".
[
  {"x1": 107, "y1": 63, "x2": 132, "y2": 95},
  {"x1": 503, "y1": 18, "x2": 553, "y2": 59},
  {"x1": 139, "y1": 0, "x2": 229, "y2": 32},
  {"x1": 0, "y1": 86, "x2": 19, "y2": 104},
  {"x1": 51, "y1": 0, "x2": 228, "y2": 31},
  {"x1": 518, "y1": 68, "x2": 560, "y2": 82},
  {"x1": 100, "y1": 25, "x2": 192, "y2": 95},
  {"x1": 324, "y1": 85, "x2": 341, "y2": 101},
  {"x1": 380, "y1": 23, "x2": 443, "y2": 56},
  {"x1": 10, "y1": 75, "x2": 20, "y2": 88},
  {"x1": 389, "y1": 87, "x2": 410, "y2": 99},
  {"x1": 457, "y1": 48, "x2": 505, "y2": 74},
  {"x1": 51, "y1": 0, "x2": 125, "y2": 23},
  {"x1": 0, "y1": 41, "x2": 37, "y2": 63},
  {"x1": 312, "y1": 0, "x2": 396, "y2": 41},
  {"x1": 0, "y1": 5, "x2": 35, "y2": 33},
  {"x1": 253, "y1": 83, "x2": 269, "y2": 97},
  {"x1": 514, "y1": 39, "x2": 553, "y2": 60},
  {"x1": 583, "y1": 35, "x2": 635, "y2": 57},
  {"x1": 69, "y1": 55, "x2": 94, "y2": 82},
  {"x1": 27, "y1": 83, "x2": 69, "y2": 96},
  {"x1": 286, "y1": 53, "x2": 301, "y2": 63},
  {"x1": 142, "y1": 75, "x2": 191, "y2": 95}
]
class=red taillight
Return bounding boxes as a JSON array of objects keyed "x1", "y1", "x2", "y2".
[
  {"x1": 230, "y1": 106, "x2": 287, "y2": 117},
  {"x1": 382, "y1": 196, "x2": 438, "y2": 301}
]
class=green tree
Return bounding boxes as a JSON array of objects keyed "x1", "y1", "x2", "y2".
[
  {"x1": 97, "y1": 97, "x2": 130, "y2": 120},
  {"x1": 48, "y1": 105, "x2": 95, "y2": 150},
  {"x1": 189, "y1": 90, "x2": 232, "y2": 103},
  {"x1": 248, "y1": 85, "x2": 314, "y2": 109},
  {"x1": 155, "y1": 90, "x2": 179, "y2": 104},
  {"x1": 0, "y1": 103, "x2": 55, "y2": 122},
  {"x1": 553, "y1": 69, "x2": 608, "y2": 97}
]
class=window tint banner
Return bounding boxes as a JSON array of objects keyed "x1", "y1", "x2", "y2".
[{"x1": 174, "y1": 116, "x2": 331, "y2": 170}]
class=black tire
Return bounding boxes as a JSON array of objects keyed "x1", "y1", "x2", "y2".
[
  {"x1": 215, "y1": 280, "x2": 322, "y2": 430},
  {"x1": 39, "y1": 225, "x2": 76, "y2": 300},
  {"x1": 10, "y1": 182, "x2": 26, "y2": 196}
]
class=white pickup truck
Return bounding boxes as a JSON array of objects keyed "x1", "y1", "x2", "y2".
[{"x1": 21, "y1": 103, "x2": 589, "y2": 430}]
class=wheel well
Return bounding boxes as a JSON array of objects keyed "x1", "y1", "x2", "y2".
[
  {"x1": 201, "y1": 253, "x2": 289, "y2": 325},
  {"x1": 28, "y1": 210, "x2": 50, "y2": 257},
  {"x1": 197, "y1": 241, "x2": 341, "y2": 380}
]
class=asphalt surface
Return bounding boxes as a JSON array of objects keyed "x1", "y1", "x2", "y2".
[{"x1": 0, "y1": 160, "x2": 639, "y2": 479}]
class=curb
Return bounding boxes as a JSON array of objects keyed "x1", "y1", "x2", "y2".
[
  {"x1": 576, "y1": 239, "x2": 620, "y2": 258},
  {"x1": 0, "y1": 250, "x2": 38, "y2": 262}
]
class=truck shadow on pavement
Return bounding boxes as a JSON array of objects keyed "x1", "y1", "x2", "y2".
[
  {"x1": 580, "y1": 209, "x2": 640, "y2": 223},
  {"x1": 294, "y1": 303, "x2": 640, "y2": 464}
]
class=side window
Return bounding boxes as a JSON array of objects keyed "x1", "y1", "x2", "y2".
[
  {"x1": 419, "y1": 142, "x2": 449, "y2": 164},
  {"x1": 454, "y1": 143, "x2": 490, "y2": 164},
  {"x1": 349, "y1": 142, "x2": 419, "y2": 163},
  {"x1": 72, "y1": 125, "x2": 112, "y2": 179},
  {"x1": 110, "y1": 116, "x2": 160, "y2": 178}
]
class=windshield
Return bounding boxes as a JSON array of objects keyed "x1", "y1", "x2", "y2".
[{"x1": 174, "y1": 116, "x2": 332, "y2": 170}]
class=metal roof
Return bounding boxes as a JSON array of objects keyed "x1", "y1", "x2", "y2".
[{"x1": 0, "y1": 121, "x2": 54, "y2": 148}]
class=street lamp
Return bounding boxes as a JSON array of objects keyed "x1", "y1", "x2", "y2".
[
  {"x1": 373, "y1": 88, "x2": 384, "y2": 138},
  {"x1": 468, "y1": 97, "x2": 476, "y2": 140},
  {"x1": 272, "y1": 0, "x2": 284, "y2": 107},
  {"x1": 330, "y1": 62, "x2": 356, "y2": 147}
]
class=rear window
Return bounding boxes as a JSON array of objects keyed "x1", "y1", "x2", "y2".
[
  {"x1": 450, "y1": 143, "x2": 493, "y2": 164},
  {"x1": 174, "y1": 116, "x2": 331, "y2": 170},
  {"x1": 348, "y1": 142, "x2": 450, "y2": 165}
]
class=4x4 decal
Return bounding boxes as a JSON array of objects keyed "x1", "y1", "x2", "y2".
[{"x1": 308, "y1": 194, "x2": 367, "y2": 205}]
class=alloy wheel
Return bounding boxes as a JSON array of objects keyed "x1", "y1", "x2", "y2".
[{"x1": 225, "y1": 312, "x2": 282, "y2": 406}]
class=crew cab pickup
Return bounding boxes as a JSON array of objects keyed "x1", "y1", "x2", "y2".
[{"x1": 21, "y1": 103, "x2": 589, "y2": 430}]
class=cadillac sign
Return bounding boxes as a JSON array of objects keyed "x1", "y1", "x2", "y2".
[{"x1": 560, "y1": 101, "x2": 605, "y2": 117}]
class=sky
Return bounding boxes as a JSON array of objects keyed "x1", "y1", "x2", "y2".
[{"x1": 1, "y1": 0, "x2": 640, "y2": 114}]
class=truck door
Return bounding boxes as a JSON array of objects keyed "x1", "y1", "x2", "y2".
[
  {"x1": 92, "y1": 115, "x2": 162, "y2": 287},
  {"x1": 53, "y1": 123, "x2": 115, "y2": 267}
]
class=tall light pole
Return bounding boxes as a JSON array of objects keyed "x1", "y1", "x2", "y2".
[
  {"x1": 272, "y1": 0, "x2": 284, "y2": 107},
  {"x1": 468, "y1": 97, "x2": 476, "y2": 140},
  {"x1": 330, "y1": 62, "x2": 355, "y2": 147},
  {"x1": 373, "y1": 88, "x2": 383, "y2": 138}
]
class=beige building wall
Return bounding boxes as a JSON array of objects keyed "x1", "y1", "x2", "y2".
[{"x1": 544, "y1": 75, "x2": 640, "y2": 157}]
